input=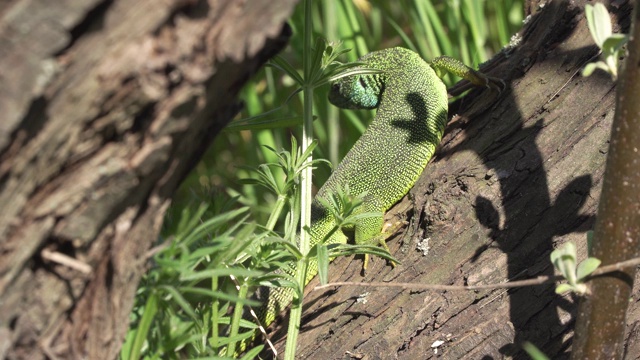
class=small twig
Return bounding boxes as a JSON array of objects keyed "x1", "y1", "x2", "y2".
[
  {"x1": 41, "y1": 249, "x2": 92, "y2": 274},
  {"x1": 591, "y1": 256, "x2": 640, "y2": 276},
  {"x1": 479, "y1": 268, "x2": 530, "y2": 309},
  {"x1": 314, "y1": 275, "x2": 559, "y2": 292},
  {"x1": 144, "y1": 237, "x2": 173, "y2": 260},
  {"x1": 314, "y1": 256, "x2": 640, "y2": 292},
  {"x1": 546, "y1": 54, "x2": 599, "y2": 105}
]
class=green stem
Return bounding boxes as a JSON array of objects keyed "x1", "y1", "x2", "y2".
[
  {"x1": 284, "y1": 258, "x2": 308, "y2": 360},
  {"x1": 209, "y1": 276, "x2": 219, "y2": 352},
  {"x1": 324, "y1": 0, "x2": 340, "y2": 166},
  {"x1": 341, "y1": 0, "x2": 368, "y2": 56},
  {"x1": 265, "y1": 194, "x2": 287, "y2": 231},
  {"x1": 284, "y1": 0, "x2": 314, "y2": 359},
  {"x1": 226, "y1": 282, "x2": 249, "y2": 357},
  {"x1": 128, "y1": 293, "x2": 158, "y2": 360}
]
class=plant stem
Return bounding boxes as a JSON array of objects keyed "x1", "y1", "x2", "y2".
[
  {"x1": 284, "y1": 0, "x2": 314, "y2": 359},
  {"x1": 128, "y1": 293, "x2": 158, "y2": 360},
  {"x1": 299, "y1": 0, "x2": 314, "y2": 256},
  {"x1": 226, "y1": 282, "x2": 249, "y2": 357},
  {"x1": 313, "y1": 254, "x2": 640, "y2": 293},
  {"x1": 324, "y1": 0, "x2": 340, "y2": 166},
  {"x1": 209, "y1": 276, "x2": 219, "y2": 352},
  {"x1": 265, "y1": 194, "x2": 287, "y2": 231}
]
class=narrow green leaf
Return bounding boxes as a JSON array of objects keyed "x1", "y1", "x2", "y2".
[
  {"x1": 576, "y1": 257, "x2": 601, "y2": 282},
  {"x1": 229, "y1": 86, "x2": 304, "y2": 134},
  {"x1": 298, "y1": 139, "x2": 318, "y2": 168},
  {"x1": 255, "y1": 276, "x2": 298, "y2": 292},
  {"x1": 584, "y1": 61, "x2": 611, "y2": 77},
  {"x1": 522, "y1": 341, "x2": 551, "y2": 360},
  {"x1": 551, "y1": 243, "x2": 578, "y2": 284},
  {"x1": 308, "y1": 37, "x2": 327, "y2": 83},
  {"x1": 586, "y1": 2, "x2": 612, "y2": 47},
  {"x1": 262, "y1": 238, "x2": 305, "y2": 259},
  {"x1": 189, "y1": 245, "x2": 234, "y2": 259},
  {"x1": 215, "y1": 330, "x2": 256, "y2": 346},
  {"x1": 214, "y1": 317, "x2": 258, "y2": 329},
  {"x1": 127, "y1": 294, "x2": 159, "y2": 360},
  {"x1": 582, "y1": 62, "x2": 598, "y2": 77},
  {"x1": 317, "y1": 244, "x2": 329, "y2": 285},
  {"x1": 558, "y1": 256, "x2": 577, "y2": 285},
  {"x1": 584, "y1": 4, "x2": 597, "y2": 45},
  {"x1": 555, "y1": 283, "x2": 573, "y2": 295},
  {"x1": 342, "y1": 211, "x2": 384, "y2": 225},
  {"x1": 387, "y1": 17, "x2": 418, "y2": 52},
  {"x1": 270, "y1": 55, "x2": 304, "y2": 85},
  {"x1": 240, "y1": 345, "x2": 265, "y2": 360},
  {"x1": 605, "y1": 54, "x2": 619, "y2": 79},
  {"x1": 176, "y1": 203, "x2": 209, "y2": 240},
  {"x1": 549, "y1": 248, "x2": 562, "y2": 264},
  {"x1": 181, "y1": 207, "x2": 249, "y2": 246},
  {"x1": 602, "y1": 34, "x2": 629, "y2": 55},
  {"x1": 158, "y1": 285, "x2": 198, "y2": 320},
  {"x1": 327, "y1": 244, "x2": 399, "y2": 264},
  {"x1": 224, "y1": 114, "x2": 303, "y2": 132},
  {"x1": 565, "y1": 242, "x2": 578, "y2": 257},
  {"x1": 330, "y1": 47, "x2": 352, "y2": 59},
  {"x1": 179, "y1": 268, "x2": 263, "y2": 281}
]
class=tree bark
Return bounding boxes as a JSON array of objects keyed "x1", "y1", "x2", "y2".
[
  {"x1": 0, "y1": 0, "x2": 296, "y2": 359},
  {"x1": 273, "y1": 1, "x2": 640, "y2": 359}
]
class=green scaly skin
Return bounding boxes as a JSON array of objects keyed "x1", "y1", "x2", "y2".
[{"x1": 246, "y1": 47, "x2": 502, "y2": 351}]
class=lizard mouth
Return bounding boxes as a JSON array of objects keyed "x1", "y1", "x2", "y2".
[
  {"x1": 329, "y1": 82, "x2": 369, "y2": 110},
  {"x1": 328, "y1": 84, "x2": 354, "y2": 108}
]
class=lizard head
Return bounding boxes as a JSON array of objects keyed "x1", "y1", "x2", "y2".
[{"x1": 328, "y1": 72, "x2": 385, "y2": 110}]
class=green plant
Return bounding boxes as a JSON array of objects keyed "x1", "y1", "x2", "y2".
[
  {"x1": 124, "y1": 1, "x2": 524, "y2": 359},
  {"x1": 550, "y1": 242, "x2": 601, "y2": 296},
  {"x1": 582, "y1": 2, "x2": 628, "y2": 80},
  {"x1": 120, "y1": 204, "x2": 266, "y2": 359},
  {"x1": 522, "y1": 342, "x2": 550, "y2": 360}
]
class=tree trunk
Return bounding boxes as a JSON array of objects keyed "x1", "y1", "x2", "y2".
[
  {"x1": 274, "y1": 1, "x2": 640, "y2": 358},
  {"x1": 0, "y1": 0, "x2": 296, "y2": 359}
]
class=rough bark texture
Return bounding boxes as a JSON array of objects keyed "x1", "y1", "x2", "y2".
[
  {"x1": 0, "y1": 0, "x2": 296, "y2": 359},
  {"x1": 272, "y1": 1, "x2": 640, "y2": 359}
]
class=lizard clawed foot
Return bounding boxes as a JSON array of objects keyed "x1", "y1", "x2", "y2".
[
  {"x1": 485, "y1": 76, "x2": 506, "y2": 93},
  {"x1": 361, "y1": 220, "x2": 407, "y2": 274}
]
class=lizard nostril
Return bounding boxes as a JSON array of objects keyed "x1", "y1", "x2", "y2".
[{"x1": 331, "y1": 83, "x2": 340, "y2": 92}]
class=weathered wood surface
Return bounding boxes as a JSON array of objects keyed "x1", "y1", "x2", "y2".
[
  {"x1": 0, "y1": 0, "x2": 296, "y2": 358},
  {"x1": 273, "y1": 1, "x2": 640, "y2": 359}
]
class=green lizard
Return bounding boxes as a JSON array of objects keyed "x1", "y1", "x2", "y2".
[{"x1": 245, "y1": 47, "x2": 502, "y2": 353}]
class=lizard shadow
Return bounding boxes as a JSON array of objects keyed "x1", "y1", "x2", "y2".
[
  {"x1": 468, "y1": 123, "x2": 595, "y2": 357},
  {"x1": 433, "y1": 57, "x2": 605, "y2": 360},
  {"x1": 434, "y1": 100, "x2": 595, "y2": 357},
  {"x1": 390, "y1": 92, "x2": 447, "y2": 145},
  {"x1": 419, "y1": 1, "x2": 619, "y2": 356}
]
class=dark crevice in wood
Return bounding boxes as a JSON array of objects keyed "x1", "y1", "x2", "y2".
[{"x1": 56, "y1": 0, "x2": 115, "y2": 57}]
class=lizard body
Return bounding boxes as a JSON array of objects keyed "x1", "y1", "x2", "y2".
[{"x1": 245, "y1": 47, "x2": 501, "y2": 351}]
